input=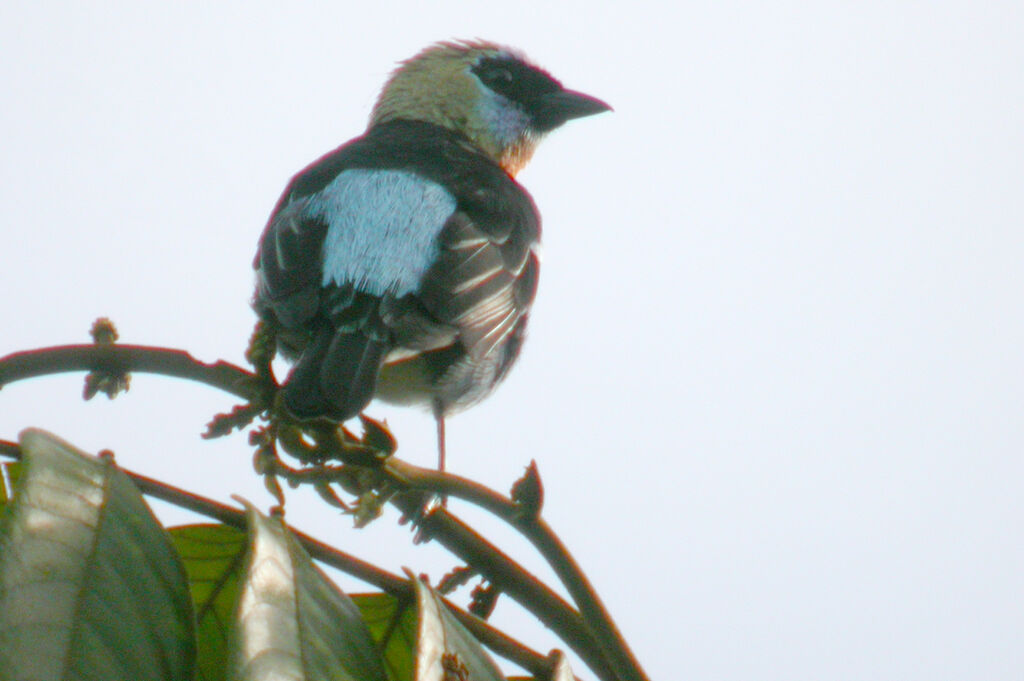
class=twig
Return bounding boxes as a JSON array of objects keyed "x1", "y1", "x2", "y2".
[
  {"x1": 388, "y1": 489, "x2": 612, "y2": 677},
  {"x1": 0, "y1": 344, "x2": 253, "y2": 398},
  {"x1": 386, "y1": 460, "x2": 649, "y2": 681},
  {"x1": 0, "y1": 345, "x2": 615, "y2": 678}
]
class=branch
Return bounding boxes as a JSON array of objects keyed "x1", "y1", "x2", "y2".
[
  {"x1": 0, "y1": 343, "x2": 634, "y2": 680},
  {"x1": 0, "y1": 344, "x2": 252, "y2": 398},
  {"x1": 387, "y1": 460, "x2": 649, "y2": 681},
  {"x1": 389, "y1": 489, "x2": 613, "y2": 677}
]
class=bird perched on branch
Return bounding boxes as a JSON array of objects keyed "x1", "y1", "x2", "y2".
[{"x1": 253, "y1": 40, "x2": 610, "y2": 468}]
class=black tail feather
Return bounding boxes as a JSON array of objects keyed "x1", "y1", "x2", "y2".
[{"x1": 282, "y1": 324, "x2": 388, "y2": 421}]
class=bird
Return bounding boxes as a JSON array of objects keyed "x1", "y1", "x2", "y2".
[{"x1": 252, "y1": 40, "x2": 610, "y2": 469}]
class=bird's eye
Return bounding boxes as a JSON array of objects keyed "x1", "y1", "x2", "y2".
[{"x1": 481, "y1": 67, "x2": 514, "y2": 89}]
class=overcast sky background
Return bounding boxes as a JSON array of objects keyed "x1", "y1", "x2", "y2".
[{"x1": 2, "y1": 2, "x2": 1022, "y2": 680}]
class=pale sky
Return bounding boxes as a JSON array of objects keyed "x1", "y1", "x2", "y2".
[{"x1": 2, "y1": 2, "x2": 1022, "y2": 680}]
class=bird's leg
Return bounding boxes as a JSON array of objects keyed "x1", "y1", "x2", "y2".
[
  {"x1": 431, "y1": 399, "x2": 450, "y2": 510},
  {"x1": 433, "y1": 399, "x2": 446, "y2": 472}
]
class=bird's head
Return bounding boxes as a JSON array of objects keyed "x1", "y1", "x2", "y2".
[{"x1": 370, "y1": 40, "x2": 611, "y2": 175}]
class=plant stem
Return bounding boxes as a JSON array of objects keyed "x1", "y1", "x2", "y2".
[
  {"x1": 0, "y1": 344, "x2": 252, "y2": 397},
  {"x1": 0, "y1": 343, "x2": 642, "y2": 681},
  {"x1": 387, "y1": 460, "x2": 650, "y2": 681}
]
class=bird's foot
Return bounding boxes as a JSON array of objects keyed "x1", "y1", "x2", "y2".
[{"x1": 247, "y1": 408, "x2": 399, "y2": 523}]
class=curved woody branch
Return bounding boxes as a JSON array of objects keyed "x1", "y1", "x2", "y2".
[
  {"x1": 0, "y1": 344, "x2": 252, "y2": 399},
  {"x1": 387, "y1": 460, "x2": 648, "y2": 681},
  {"x1": 0, "y1": 343, "x2": 647, "y2": 681}
]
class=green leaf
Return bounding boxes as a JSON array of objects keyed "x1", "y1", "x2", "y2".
[
  {"x1": 410, "y1": 573, "x2": 505, "y2": 681},
  {"x1": 171, "y1": 524, "x2": 249, "y2": 681},
  {"x1": 0, "y1": 429, "x2": 195, "y2": 681},
  {"x1": 230, "y1": 502, "x2": 387, "y2": 681},
  {"x1": 353, "y1": 593, "x2": 418, "y2": 681}
]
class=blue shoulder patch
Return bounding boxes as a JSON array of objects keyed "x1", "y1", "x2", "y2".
[{"x1": 308, "y1": 169, "x2": 457, "y2": 296}]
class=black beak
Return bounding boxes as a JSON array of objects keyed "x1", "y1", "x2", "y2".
[{"x1": 533, "y1": 88, "x2": 612, "y2": 132}]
